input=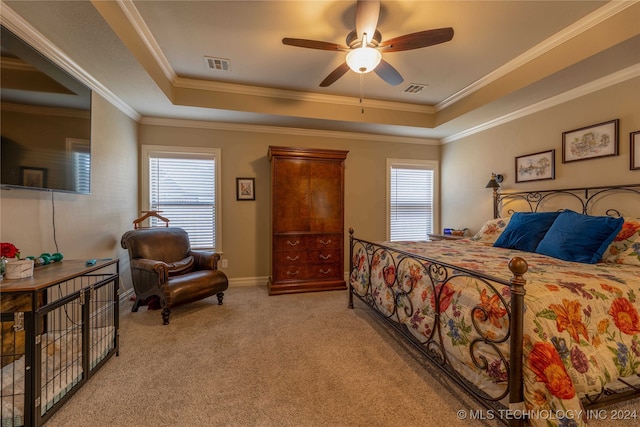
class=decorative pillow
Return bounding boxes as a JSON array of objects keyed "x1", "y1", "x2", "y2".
[
  {"x1": 493, "y1": 212, "x2": 560, "y2": 252},
  {"x1": 601, "y1": 218, "x2": 640, "y2": 265},
  {"x1": 535, "y1": 211, "x2": 624, "y2": 264},
  {"x1": 471, "y1": 217, "x2": 510, "y2": 245}
]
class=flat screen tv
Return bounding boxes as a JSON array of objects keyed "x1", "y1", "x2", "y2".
[{"x1": 1, "y1": 25, "x2": 92, "y2": 194}]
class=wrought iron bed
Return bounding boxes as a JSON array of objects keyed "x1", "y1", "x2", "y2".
[{"x1": 348, "y1": 184, "x2": 640, "y2": 427}]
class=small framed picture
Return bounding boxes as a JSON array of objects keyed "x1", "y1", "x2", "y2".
[
  {"x1": 236, "y1": 177, "x2": 255, "y2": 201},
  {"x1": 515, "y1": 149, "x2": 555, "y2": 183},
  {"x1": 632, "y1": 130, "x2": 640, "y2": 170},
  {"x1": 21, "y1": 167, "x2": 47, "y2": 188},
  {"x1": 562, "y1": 119, "x2": 619, "y2": 163}
]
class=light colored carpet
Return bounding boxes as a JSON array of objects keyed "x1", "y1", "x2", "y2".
[{"x1": 45, "y1": 286, "x2": 634, "y2": 427}]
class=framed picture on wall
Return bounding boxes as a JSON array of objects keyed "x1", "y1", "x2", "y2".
[
  {"x1": 515, "y1": 149, "x2": 555, "y2": 183},
  {"x1": 632, "y1": 130, "x2": 640, "y2": 170},
  {"x1": 562, "y1": 119, "x2": 619, "y2": 163},
  {"x1": 236, "y1": 177, "x2": 255, "y2": 201}
]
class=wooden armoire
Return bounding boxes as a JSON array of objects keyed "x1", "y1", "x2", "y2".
[{"x1": 268, "y1": 146, "x2": 348, "y2": 295}]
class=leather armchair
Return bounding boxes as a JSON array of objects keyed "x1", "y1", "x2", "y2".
[{"x1": 121, "y1": 227, "x2": 229, "y2": 325}]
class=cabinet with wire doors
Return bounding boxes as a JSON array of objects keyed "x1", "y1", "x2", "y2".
[
  {"x1": 0, "y1": 259, "x2": 119, "y2": 427},
  {"x1": 268, "y1": 146, "x2": 348, "y2": 295}
]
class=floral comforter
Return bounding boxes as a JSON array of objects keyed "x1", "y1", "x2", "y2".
[{"x1": 349, "y1": 239, "x2": 640, "y2": 426}]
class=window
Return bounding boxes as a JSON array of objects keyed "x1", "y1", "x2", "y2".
[
  {"x1": 141, "y1": 145, "x2": 221, "y2": 251},
  {"x1": 387, "y1": 159, "x2": 439, "y2": 241}
]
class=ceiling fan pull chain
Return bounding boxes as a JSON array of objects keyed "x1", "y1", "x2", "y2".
[{"x1": 360, "y1": 73, "x2": 365, "y2": 114}]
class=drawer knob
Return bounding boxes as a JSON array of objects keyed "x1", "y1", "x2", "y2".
[
  {"x1": 287, "y1": 240, "x2": 300, "y2": 246},
  {"x1": 286, "y1": 255, "x2": 300, "y2": 261},
  {"x1": 287, "y1": 270, "x2": 299, "y2": 276},
  {"x1": 319, "y1": 239, "x2": 332, "y2": 245},
  {"x1": 320, "y1": 269, "x2": 331, "y2": 275},
  {"x1": 319, "y1": 254, "x2": 331, "y2": 260}
]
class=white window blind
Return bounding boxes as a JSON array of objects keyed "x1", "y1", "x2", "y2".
[
  {"x1": 388, "y1": 160, "x2": 437, "y2": 241},
  {"x1": 143, "y1": 146, "x2": 220, "y2": 250}
]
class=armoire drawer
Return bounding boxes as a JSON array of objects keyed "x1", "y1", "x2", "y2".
[
  {"x1": 273, "y1": 264, "x2": 342, "y2": 282},
  {"x1": 275, "y1": 251, "x2": 309, "y2": 265},
  {"x1": 307, "y1": 250, "x2": 340, "y2": 264}
]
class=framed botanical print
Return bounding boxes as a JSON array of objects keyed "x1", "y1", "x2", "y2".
[{"x1": 236, "y1": 177, "x2": 255, "y2": 201}]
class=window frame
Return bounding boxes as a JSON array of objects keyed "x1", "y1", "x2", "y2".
[
  {"x1": 386, "y1": 158, "x2": 440, "y2": 241},
  {"x1": 140, "y1": 145, "x2": 222, "y2": 252}
]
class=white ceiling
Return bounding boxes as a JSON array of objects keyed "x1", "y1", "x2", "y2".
[{"x1": 2, "y1": 0, "x2": 639, "y2": 143}]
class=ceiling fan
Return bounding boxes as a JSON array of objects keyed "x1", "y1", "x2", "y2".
[{"x1": 282, "y1": 0, "x2": 454, "y2": 87}]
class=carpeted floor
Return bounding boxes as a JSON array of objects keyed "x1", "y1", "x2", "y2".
[{"x1": 44, "y1": 285, "x2": 634, "y2": 427}]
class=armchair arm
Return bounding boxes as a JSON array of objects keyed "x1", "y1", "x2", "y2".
[
  {"x1": 129, "y1": 258, "x2": 170, "y2": 296},
  {"x1": 190, "y1": 250, "x2": 221, "y2": 270}
]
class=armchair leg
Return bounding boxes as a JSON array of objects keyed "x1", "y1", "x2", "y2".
[
  {"x1": 216, "y1": 292, "x2": 225, "y2": 305},
  {"x1": 161, "y1": 307, "x2": 171, "y2": 325},
  {"x1": 131, "y1": 298, "x2": 141, "y2": 312}
]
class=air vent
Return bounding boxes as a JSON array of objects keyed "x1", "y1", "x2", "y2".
[
  {"x1": 402, "y1": 83, "x2": 428, "y2": 94},
  {"x1": 204, "y1": 56, "x2": 231, "y2": 72}
]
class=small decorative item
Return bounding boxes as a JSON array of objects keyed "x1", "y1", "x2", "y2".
[
  {"x1": 515, "y1": 149, "x2": 555, "y2": 183},
  {"x1": 631, "y1": 130, "x2": 640, "y2": 170},
  {"x1": 562, "y1": 119, "x2": 619, "y2": 163},
  {"x1": 20, "y1": 166, "x2": 48, "y2": 188},
  {"x1": 236, "y1": 177, "x2": 255, "y2": 201},
  {"x1": 5, "y1": 260, "x2": 33, "y2": 279},
  {"x1": 5, "y1": 259, "x2": 34, "y2": 279}
]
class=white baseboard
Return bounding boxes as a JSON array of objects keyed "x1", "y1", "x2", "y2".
[{"x1": 228, "y1": 276, "x2": 270, "y2": 287}]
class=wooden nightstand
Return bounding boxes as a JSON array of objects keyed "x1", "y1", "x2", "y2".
[{"x1": 428, "y1": 233, "x2": 466, "y2": 241}]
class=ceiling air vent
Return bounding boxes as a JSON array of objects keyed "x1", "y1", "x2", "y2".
[
  {"x1": 204, "y1": 56, "x2": 231, "y2": 72},
  {"x1": 402, "y1": 83, "x2": 428, "y2": 94}
]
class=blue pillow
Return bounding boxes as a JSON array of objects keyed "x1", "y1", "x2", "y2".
[
  {"x1": 535, "y1": 211, "x2": 624, "y2": 264},
  {"x1": 493, "y1": 212, "x2": 560, "y2": 252}
]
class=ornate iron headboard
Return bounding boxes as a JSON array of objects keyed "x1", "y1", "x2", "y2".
[{"x1": 494, "y1": 184, "x2": 640, "y2": 219}]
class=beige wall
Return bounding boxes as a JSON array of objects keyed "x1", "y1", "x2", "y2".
[
  {"x1": 441, "y1": 76, "x2": 640, "y2": 234},
  {"x1": 0, "y1": 94, "x2": 138, "y2": 289},
  {"x1": 138, "y1": 124, "x2": 439, "y2": 282}
]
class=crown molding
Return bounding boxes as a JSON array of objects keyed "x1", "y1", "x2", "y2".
[
  {"x1": 174, "y1": 76, "x2": 436, "y2": 114},
  {"x1": 0, "y1": 1, "x2": 140, "y2": 121},
  {"x1": 437, "y1": 0, "x2": 636, "y2": 111},
  {"x1": 116, "y1": 0, "x2": 176, "y2": 82},
  {"x1": 139, "y1": 116, "x2": 440, "y2": 146},
  {"x1": 442, "y1": 64, "x2": 640, "y2": 144}
]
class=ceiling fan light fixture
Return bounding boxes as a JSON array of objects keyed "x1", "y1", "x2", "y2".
[{"x1": 346, "y1": 46, "x2": 381, "y2": 74}]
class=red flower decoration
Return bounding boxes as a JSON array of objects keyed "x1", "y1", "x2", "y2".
[
  {"x1": 528, "y1": 341, "x2": 576, "y2": 399},
  {"x1": 1, "y1": 242, "x2": 19, "y2": 258},
  {"x1": 609, "y1": 297, "x2": 640, "y2": 335}
]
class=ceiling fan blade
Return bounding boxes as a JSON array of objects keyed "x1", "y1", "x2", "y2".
[
  {"x1": 374, "y1": 59, "x2": 404, "y2": 86},
  {"x1": 320, "y1": 62, "x2": 350, "y2": 87},
  {"x1": 282, "y1": 38, "x2": 347, "y2": 51},
  {"x1": 355, "y1": 0, "x2": 380, "y2": 44},
  {"x1": 379, "y1": 27, "x2": 454, "y2": 53}
]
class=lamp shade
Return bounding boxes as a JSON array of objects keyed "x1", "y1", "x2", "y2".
[
  {"x1": 346, "y1": 47, "x2": 382, "y2": 74},
  {"x1": 485, "y1": 178, "x2": 501, "y2": 189},
  {"x1": 485, "y1": 173, "x2": 503, "y2": 188}
]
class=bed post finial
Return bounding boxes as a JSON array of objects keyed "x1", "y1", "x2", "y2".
[{"x1": 508, "y1": 256, "x2": 527, "y2": 426}]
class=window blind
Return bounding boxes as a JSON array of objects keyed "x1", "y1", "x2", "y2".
[
  {"x1": 149, "y1": 153, "x2": 216, "y2": 249},
  {"x1": 389, "y1": 164, "x2": 434, "y2": 241}
]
